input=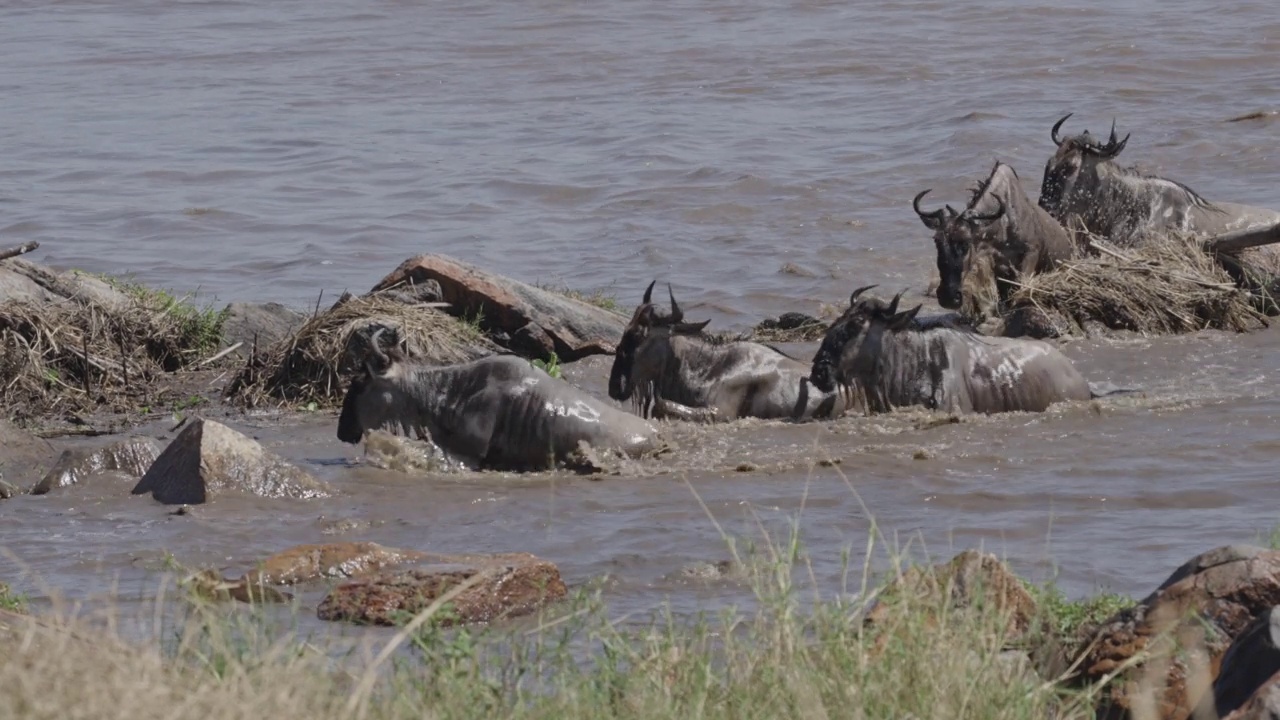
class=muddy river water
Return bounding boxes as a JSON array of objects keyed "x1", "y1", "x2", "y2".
[{"x1": 3, "y1": 0, "x2": 1280, "y2": 639}]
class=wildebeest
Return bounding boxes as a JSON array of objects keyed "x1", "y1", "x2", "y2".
[
  {"x1": 915, "y1": 161, "x2": 1079, "y2": 318},
  {"x1": 607, "y1": 281, "x2": 850, "y2": 423},
  {"x1": 808, "y1": 286, "x2": 1129, "y2": 415},
  {"x1": 1039, "y1": 114, "x2": 1280, "y2": 259},
  {"x1": 337, "y1": 326, "x2": 662, "y2": 471}
]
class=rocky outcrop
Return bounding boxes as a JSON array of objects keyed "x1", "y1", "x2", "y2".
[
  {"x1": 0, "y1": 420, "x2": 57, "y2": 492},
  {"x1": 30, "y1": 436, "x2": 162, "y2": 495},
  {"x1": 0, "y1": 258, "x2": 132, "y2": 311},
  {"x1": 316, "y1": 552, "x2": 567, "y2": 627},
  {"x1": 369, "y1": 254, "x2": 627, "y2": 362},
  {"x1": 1072, "y1": 545, "x2": 1280, "y2": 720},
  {"x1": 240, "y1": 542, "x2": 429, "y2": 586},
  {"x1": 864, "y1": 550, "x2": 1038, "y2": 642},
  {"x1": 131, "y1": 418, "x2": 333, "y2": 504},
  {"x1": 220, "y1": 302, "x2": 306, "y2": 360}
]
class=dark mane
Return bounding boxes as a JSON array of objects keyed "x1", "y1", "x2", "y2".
[{"x1": 965, "y1": 160, "x2": 1018, "y2": 210}]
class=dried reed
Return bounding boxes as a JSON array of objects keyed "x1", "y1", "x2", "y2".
[
  {"x1": 1003, "y1": 232, "x2": 1269, "y2": 336},
  {"x1": 225, "y1": 292, "x2": 499, "y2": 409}
]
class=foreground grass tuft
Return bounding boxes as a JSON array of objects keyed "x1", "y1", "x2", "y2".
[
  {"x1": 0, "y1": 583, "x2": 26, "y2": 614},
  {"x1": 0, "y1": 521, "x2": 1114, "y2": 720}
]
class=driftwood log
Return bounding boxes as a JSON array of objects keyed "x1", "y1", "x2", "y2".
[
  {"x1": 0, "y1": 241, "x2": 39, "y2": 262},
  {"x1": 1206, "y1": 222, "x2": 1280, "y2": 254}
]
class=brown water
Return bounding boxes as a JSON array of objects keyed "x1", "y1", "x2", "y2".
[{"x1": 3, "y1": 0, "x2": 1280, "y2": 638}]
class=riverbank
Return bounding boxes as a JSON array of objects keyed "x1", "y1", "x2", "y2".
[{"x1": 4, "y1": 525, "x2": 1280, "y2": 720}]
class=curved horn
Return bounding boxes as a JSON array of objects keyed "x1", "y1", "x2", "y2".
[
  {"x1": 642, "y1": 279, "x2": 656, "y2": 305},
  {"x1": 1051, "y1": 113, "x2": 1073, "y2": 146},
  {"x1": 913, "y1": 189, "x2": 946, "y2": 223},
  {"x1": 885, "y1": 291, "x2": 903, "y2": 318},
  {"x1": 368, "y1": 325, "x2": 390, "y2": 366},
  {"x1": 966, "y1": 195, "x2": 1006, "y2": 223},
  {"x1": 1098, "y1": 119, "x2": 1130, "y2": 158},
  {"x1": 667, "y1": 284, "x2": 683, "y2": 323},
  {"x1": 849, "y1": 284, "x2": 878, "y2": 306}
]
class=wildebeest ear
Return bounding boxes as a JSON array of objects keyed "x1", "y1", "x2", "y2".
[
  {"x1": 887, "y1": 304, "x2": 923, "y2": 331},
  {"x1": 674, "y1": 319, "x2": 711, "y2": 334}
]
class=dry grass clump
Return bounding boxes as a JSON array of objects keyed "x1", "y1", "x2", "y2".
[
  {"x1": 1005, "y1": 232, "x2": 1269, "y2": 336},
  {"x1": 0, "y1": 279, "x2": 228, "y2": 419},
  {"x1": 225, "y1": 292, "x2": 499, "y2": 409}
]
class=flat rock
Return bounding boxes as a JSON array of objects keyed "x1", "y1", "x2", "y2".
[
  {"x1": 31, "y1": 436, "x2": 162, "y2": 495},
  {"x1": 1073, "y1": 545, "x2": 1280, "y2": 720},
  {"x1": 0, "y1": 259, "x2": 132, "y2": 311},
  {"x1": 316, "y1": 551, "x2": 567, "y2": 627},
  {"x1": 0, "y1": 420, "x2": 57, "y2": 490},
  {"x1": 240, "y1": 542, "x2": 430, "y2": 586},
  {"x1": 370, "y1": 254, "x2": 627, "y2": 362},
  {"x1": 131, "y1": 418, "x2": 333, "y2": 504},
  {"x1": 220, "y1": 301, "x2": 307, "y2": 360},
  {"x1": 1209, "y1": 607, "x2": 1280, "y2": 719}
]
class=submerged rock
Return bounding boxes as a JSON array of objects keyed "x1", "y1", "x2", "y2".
[
  {"x1": 369, "y1": 254, "x2": 627, "y2": 362},
  {"x1": 131, "y1": 418, "x2": 333, "y2": 504},
  {"x1": 240, "y1": 542, "x2": 429, "y2": 586},
  {"x1": 31, "y1": 436, "x2": 162, "y2": 495},
  {"x1": 316, "y1": 552, "x2": 567, "y2": 627},
  {"x1": 1074, "y1": 545, "x2": 1280, "y2": 720},
  {"x1": 0, "y1": 420, "x2": 57, "y2": 490},
  {"x1": 1207, "y1": 606, "x2": 1280, "y2": 719}
]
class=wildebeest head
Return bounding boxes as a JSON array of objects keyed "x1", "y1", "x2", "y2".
[
  {"x1": 337, "y1": 324, "x2": 408, "y2": 444},
  {"x1": 1039, "y1": 113, "x2": 1130, "y2": 219},
  {"x1": 607, "y1": 280, "x2": 711, "y2": 401},
  {"x1": 809, "y1": 286, "x2": 922, "y2": 393},
  {"x1": 915, "y1": 188, "x2": 1005, "y2": 310}
]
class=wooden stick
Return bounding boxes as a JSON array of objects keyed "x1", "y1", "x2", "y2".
[
  {"x1": 0, "y1": 241, "x2": 39, "y2": 261},
  {"x1": 117, "y1": 326, "x2": 129, "y2": 394},
  {"x1": 1205, "y1": 222, "x2": 1280, "y2": 254},
  {"x1": 195, "y1": 341, "x2": 244, "y2": 368},
  {"x1": 81, "y1": 332, "x2": 91, "y2": 397}
]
